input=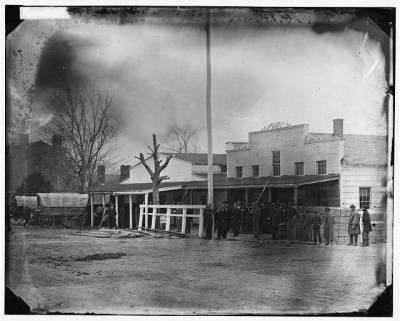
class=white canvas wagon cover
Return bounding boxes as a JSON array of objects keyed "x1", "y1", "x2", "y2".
[
  {"x1": 15, "y1": 196, "x2": 38, "y2": 209},
  {"x1": 37, "y1": 193, "x2": 89, "y2": 208}
]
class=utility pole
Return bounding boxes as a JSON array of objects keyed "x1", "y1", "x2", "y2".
[{"x1": 206, "y1": 8, "x2": 213, "y2": 208}]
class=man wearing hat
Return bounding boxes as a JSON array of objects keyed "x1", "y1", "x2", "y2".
[
  {"x1": 361, "y1": 206, "x2": 373, "y2": 246},
  {"x1": 322, "y1": 207, "x2": 335, "y2": 245},
  {"x1": 347, "y1": 204, "x2": 361, "y2": 246}
]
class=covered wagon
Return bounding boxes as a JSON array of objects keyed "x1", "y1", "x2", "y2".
[
  {"x1": 10, "y1": 196, "x2": 39, "y2": 225},
  {"x1": 37, "y1": 193, "x2": 89, "y2": 228}
]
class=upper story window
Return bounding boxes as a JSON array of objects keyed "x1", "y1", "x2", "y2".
[
  {"x1": 252, "y1": 165, "x2": 259, "y2": 177},
  {"x1": 220, "y1": 165, "x2": 227, "y2": 173},
  {"x1": 236, "y1": 166, "x2": 243, "y2": 178},
  {"x1": 359, "y1": 187, "x2": 371, "y2": 209},
  {"x1": 295, "y1": 162, "x2": 304, "y2": 176},
  {"x1": 316, "y1": 160, "x2": 327, "y2": 175},
  {"x1": 272, "y1": 151, "x2": 280, "y2": 176}
]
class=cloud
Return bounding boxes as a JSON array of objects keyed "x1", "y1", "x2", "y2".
[{"x1": 9, "y1": 11, "x2": 388, "y2": 163}]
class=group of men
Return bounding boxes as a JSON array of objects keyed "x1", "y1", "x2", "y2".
[
  {"x1": 96, "y1": 202, "x2": 118, "y2": 229},
  {"x1": 95, "y1": 200, "x2": 374, "y2": 247},
  {"x1": 203, "y1": 200, "x2": 374, "y2": 247},
  {"x1": 203, "y1": 200, "x2": 299, "y2": 241}
]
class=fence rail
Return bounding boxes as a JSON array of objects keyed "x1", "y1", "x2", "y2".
[{"x1": 139, "y1": 204, "x2": 206, "y2": 237}]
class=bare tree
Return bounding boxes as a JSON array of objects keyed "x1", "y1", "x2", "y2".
[
  {"x1": 135, "y1": 134, "x2": 173, "y2": 206},
  {"x1": 50, "y1": 87, "x2": 118, "y2": 192},
  {"x1": 164, "y1": 121, "x2": 198, "y2": 154}
]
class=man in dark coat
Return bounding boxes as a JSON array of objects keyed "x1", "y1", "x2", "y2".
[
  {"x1": 286, "y1": 201, "x2": 298, "y2": 243},
  {"x1": 361, "y1": 207, "x2": 373, "y2": 246},
  {"x1": 232, "y1": 201, "x2": 243, "y2": 237},
  {"x1": 204, "y1": 204, "x2": 213, "y2": 240},
  {"x1": 347, "y1": 204, "x2": 361, "y2": 246},
  {"x1": 323, "y1": 207, "x2": 335, "y2": 245},
  {"x1": 221, "y1": 201, "x2": 230, "y2": 239},
  {"x1": 252, "y1": 202, "x2": 261, "y2": 239},
  {"x1": 270, "y1": 203, "x2": 280, "y2": 240},
  {"x1": 214, "y1": 204, "x2": 224, "y2": 240},
  {"x1": 311, "y1": 211, "x2": 322, "y2": 245}
]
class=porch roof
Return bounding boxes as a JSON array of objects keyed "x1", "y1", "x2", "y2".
[{"x1": 88, "y1": 173, "x2": 340, "y2": 194}]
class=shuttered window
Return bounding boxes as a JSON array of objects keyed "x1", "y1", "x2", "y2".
[
  {"x1": 272, "y1": 151, "x2": 280, "y2": 176},
  {"x1": 359, "y1": 187, "x2": 371, "y2": 209},
  {"x1": 236, "y1": 166, "x2": 243, "y2": 178},
  {"x1": 316, "y1": 160, "x2": 327, "y2": 175}
]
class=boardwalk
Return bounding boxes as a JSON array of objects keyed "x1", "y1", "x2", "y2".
[{"x1": 6, "y1": 227, "x2": 385, "y2": 315}]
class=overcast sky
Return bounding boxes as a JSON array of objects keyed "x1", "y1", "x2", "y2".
[{"x1": 7, "y1": 8, "x2": 389, "y2": 167}]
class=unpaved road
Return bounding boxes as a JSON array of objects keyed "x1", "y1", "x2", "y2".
[{"x1": 6, "y1": 227, "x2": 385, "y2": 315}]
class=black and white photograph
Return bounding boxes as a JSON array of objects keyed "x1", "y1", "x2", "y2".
[{"x1": 3, "y1": 4, "x2": 396, "y2": 317}]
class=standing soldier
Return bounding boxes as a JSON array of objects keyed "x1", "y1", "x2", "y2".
[
  {"x1": 271, "y1": 203, "x2": 280, "y2": 240},
  {"x1": 347, "y1": 204, "x2": 361, "y2": 246},
  {"x1": 232, "y1": 201, "x2": 242, "y2": 237},
  {"x1": 214, "y1": 204, "x2": 224, "y2": 240},
  {"x1": 221, "y1": 201, "x2": 230, "y2": 239},
  {"x1": 286, "y1": 201, "x2": 298, "y2": 243},
  {"x1": 323, "y1": 207, "x2": 335, "y2": 245},
  {"x1": 311, "y1": 210, "x2": 322, "y2": 245},
  {"x1": 361, "y1": 206, "x2": 373, "y2": 246},
  {"x1": 252, "y1": 202, "x2": 261, "y2": 239},
  {"x1": 204, "y1": 204, "x2": 213, "y2": 240}
]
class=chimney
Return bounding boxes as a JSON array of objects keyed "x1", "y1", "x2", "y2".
[
  {"x1": 120, "y1": 165, "x2": 130, "y2": 181},
  {"x1": 52, "y1": 135, "x2": 63, "y2": 148},
  {"x1": 97, "y1": 165, "x2": 105, "y2": 185},
  {"x1": 333, "y1": 119, "x2": 344, "y2": 138}
]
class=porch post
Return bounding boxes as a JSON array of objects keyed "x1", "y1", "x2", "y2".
[
  {"x1": 182, "y1": 207, "x2": 187, "y2": 234},
  {"x1": 129, "y1": 194, "x2": 133, "y2": 229},
  {"x1": 115, "y1": 194, "x2": 119, "y2": 228},
  {"x1": 138, "y1": 206, "x2": 144, "y2": 231},
  {"x1": 245, "y1": 188, "x2": 249, "y2": 207},
  {"x1": 90, "y1": 194, "x2": 94, "y2": 228},
  {"x1": 268, "y1": 188, "x2": 272, "y2": 202},
  {"x1": 151, "y1": 205, "x2": 156, "y2": 230},
  {"x1": 199, "y1": 208, "x2": 204, "y2": 237},
  {"x1": 102, "y1": 194, "x2": 105, "y2": 207},
  {"x1": 144, "y1": 193, "x2": 149, "y2": 229},
  {"x1": 166, "y1": 207, "x2": 171, "y2": 232},
  {"x1": 293, "y1": 186, "x2": 298, "y2": 206}
]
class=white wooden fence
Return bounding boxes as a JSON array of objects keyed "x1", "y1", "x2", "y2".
[{"x1": 139, "y1": 204, "x2": 206, "y2": 237}]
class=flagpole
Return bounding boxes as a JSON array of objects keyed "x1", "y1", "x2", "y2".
[{"x1": 206, "y1": 8, "x2": 213, "y2": 208}]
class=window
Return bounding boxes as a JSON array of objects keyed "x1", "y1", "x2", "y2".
[
  {"x1": 220, "y1": 165, "x2": 227, "y2": 173},
  {"x1": 359, "y1": 187, "x2": 371, "y2": 209},
  {"x1": 295, "y1": 162, "x2": 304, "y2": 176},
  {"x1": 252, "y1": 165, "x2": 259, "y2": 177},
  {"x1": 316, "y1": 160, "x2": 327, "y2": 175},
  {"x1": 236, "y1": 166, "x2": 243, "y2": 178},
  {"x1": 272, "y1": 151, "x2": 280, "y2": 176}
]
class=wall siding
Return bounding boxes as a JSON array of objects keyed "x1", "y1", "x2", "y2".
[
  {"x1": 123, "y1": 156, "x2": 205, "y2": 184},
  {"x1": 227, "y1": 125, "x2": 343, "y2": 178}
]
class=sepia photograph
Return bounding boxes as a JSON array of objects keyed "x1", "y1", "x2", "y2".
[{"x1": 3, "y1": 4, "x2": 396, "y2": 317}]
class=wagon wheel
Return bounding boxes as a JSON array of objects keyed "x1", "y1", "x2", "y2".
[
  {"x1": 39, "y1": 215, "x2": 53, "y2": 228},
  {"x1": 10, "y1": 217, "x2": 25, "y2": 225},
  {"x1": 62, "y1": 214, "x2": 86, "y2": 228}
]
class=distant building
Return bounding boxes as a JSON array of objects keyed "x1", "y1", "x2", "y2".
[{"x1": 7, "y1": 134, "x2": 78, "y2": 193}]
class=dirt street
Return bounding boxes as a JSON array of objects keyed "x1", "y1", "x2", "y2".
[{"x1": 6, "y1": 227, "x2": 385, "y2": 315}]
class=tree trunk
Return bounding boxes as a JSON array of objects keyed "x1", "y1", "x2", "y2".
[
  {"x1": 80, "y1": 171, "x2": 87, "y2": 193},
  {"x1": 152, "y1": 182, "x2": 160, "y2": 229}
]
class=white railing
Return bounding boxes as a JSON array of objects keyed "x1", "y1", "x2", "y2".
[{"x1": 139, "y1": 204, "x2": 206, "y2": 237}]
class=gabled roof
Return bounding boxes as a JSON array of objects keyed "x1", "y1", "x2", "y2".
[
  {"x1": 343, "y1": 134, "x2": 387, "y2": 166},
  {"x1": 164, "y1": 153, "x2": 227, "y2": 166}
]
